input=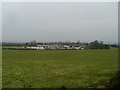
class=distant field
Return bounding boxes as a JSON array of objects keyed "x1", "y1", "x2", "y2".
[
  {"x1": 2, "y1": 46, "x2": 23, "y2": 49},
  {"x1": 2, "y1": 48, "x2": 118, "y2": 88}
]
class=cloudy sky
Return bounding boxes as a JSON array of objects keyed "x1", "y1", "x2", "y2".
[{"x1": 2, "y1": 2, "x2": 118, "y2": 43}]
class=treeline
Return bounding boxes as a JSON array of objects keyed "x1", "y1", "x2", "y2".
[
  {"x1": 2, "y1": 40, "x2": 118, "y2": 50},
  {"x1": 88, "y1": 40, "x2": 110, "y2": 49},
  {"x1": 2, "y1": 42, "x2": 25, "y2": 46}
]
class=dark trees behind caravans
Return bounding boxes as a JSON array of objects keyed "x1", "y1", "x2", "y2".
[{"x1": 88, "y1": 40, "x2": 110, "y2": 49}]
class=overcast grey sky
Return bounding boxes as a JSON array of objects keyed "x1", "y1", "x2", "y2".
[{"x1": 2, "y1": 2, "x2": 118, "y2": 43}]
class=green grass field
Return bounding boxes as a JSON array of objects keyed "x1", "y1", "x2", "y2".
[{"x1": 2, "y1": 48, "x2": 118, "y2": 88}]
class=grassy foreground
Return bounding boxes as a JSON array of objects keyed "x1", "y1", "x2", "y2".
[{"x1": 2, "y1": 48, "x2": 118, "y2": 88}]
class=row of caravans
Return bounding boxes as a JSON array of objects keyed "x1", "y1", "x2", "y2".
[{"x1": 24, "y1": 44, "x2": 85, "y2": 50}]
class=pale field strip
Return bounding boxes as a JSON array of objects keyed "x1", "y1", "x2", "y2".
[
  {"x1": 0, "y1": 46, "x2": 2, "y2": 89},
  {"x1": 2, "y1": 0, "x2": 119, "y2": 2}
]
